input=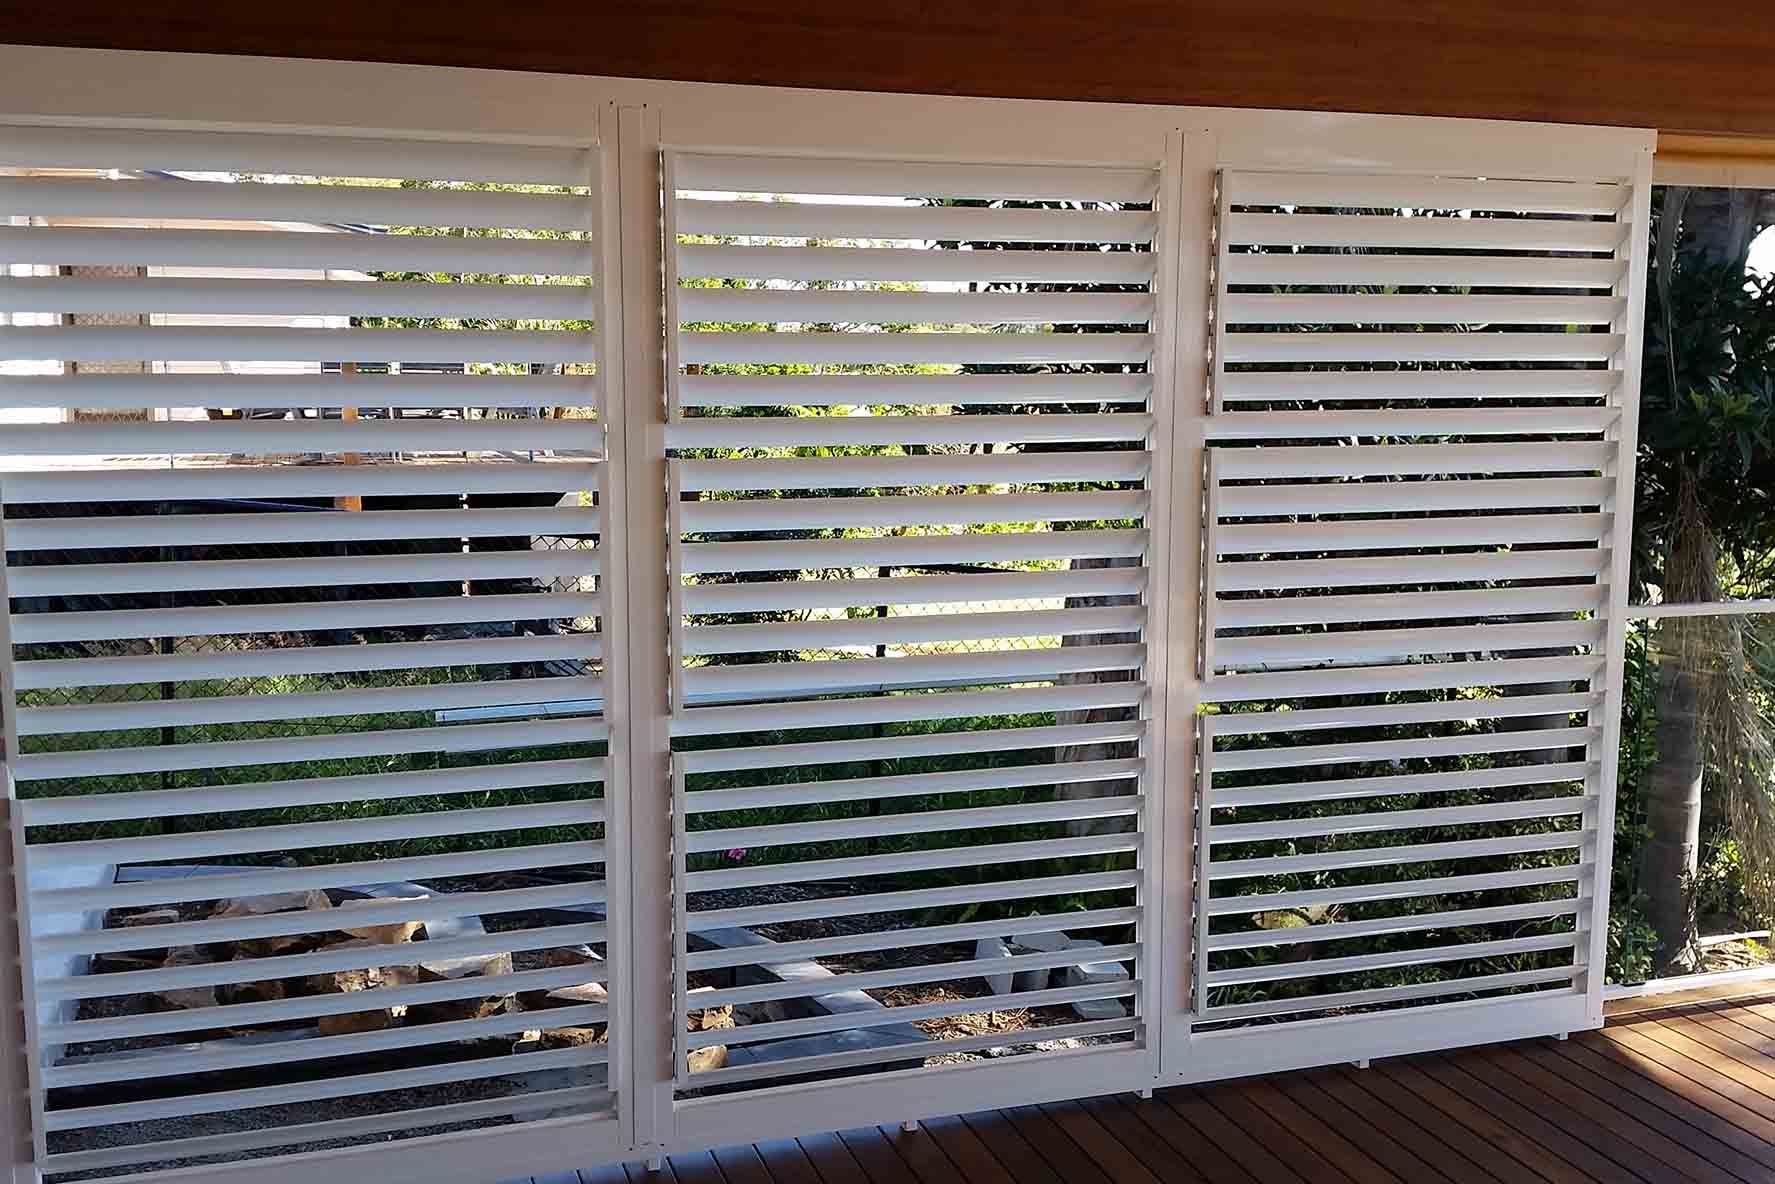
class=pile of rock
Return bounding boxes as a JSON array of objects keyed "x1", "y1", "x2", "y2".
[{"x1": 96, "y1": 887, "x2": 606, "y2": 1048}]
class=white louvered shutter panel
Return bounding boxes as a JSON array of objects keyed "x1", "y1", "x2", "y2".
[
  {"x1": 1195, "y1": 171, "x2": 1638, "y2": 1029},
  {"x1": 663, "y1": 153, "x2": 1161, "y2": 1090},
  {"x1": 0, "y1": 126, "x2": 616, "y2": 1176}
]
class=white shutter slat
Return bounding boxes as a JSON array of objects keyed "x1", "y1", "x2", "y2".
[
  {"x1": 0, "y1": 124, "x2": 591, "y2": 185},
  {"x1": 16, "y1": 676, "x2": 601, "y2": 735},
  {"x1": 15, "y1": 505, "x2": 599, "y2": 550},
  {"x1": 1212, "y1": 620, "x2": 1602, "y2": 668},
  {"x1": 679, "y1": 287, "x2": 1154, "y2": 325},
  {"x1": 1203, "y1": 967, "x2": 1583, "y2": 1024},
  {"x1": 1215, "y1": 513, "x2": 1608, "y2": 553},
  {"x1": 1208, "y1": 798, "x2": 1587, "y2": 846},
  {"x1": 679, "y1": 329, "x2": 1152, "y2": 366},
  {"x1": 42, "y1": 1087, "x2": 609, "y2": 1177},
  {"x1": 1212, "y1": 441, "x2": 1611, "y2": 478},
  {"x1": 1203, "y1": 408, "x2": 1621, "y2": 439},
  {"x1": 45, "y1": 962, "x2": 605, "y2": 1044},
  {"x1": 1, "y1": 416, "x2": 601, "y2": 457},
  {"x1": 681, "y1": 643, "x2": 1145, "y2": 699},
  {"x1": 693, "y1": 832, "x2": 1138, "y2": 892},
  {"x1": 672, "y1": 153, "x2": 1158, "y2": 201},
  {"x1": 0, "y1": 325, "x2": 595, "y2": 364},
  {"x1": 0, "y1": 224, "x2": 595, "y2": 274},
  {"x1": 1221, "y1": 292, "x2": 1623, "y2": 325},
  {"x1": 1217, "y1": 367, "x2": 1620, "y2": 403},
  {"x1": 688, "y1": 795, "x2": 1139, "y2": 852},
  {"x1": 677, "y1": 243, "x2": 1156, "y2": 284},
  {"x1": 1, "y1": 127, "x2": 615, "y2": 1167},
  {"x1": 1204, "y1": 934, "x2": 1581, "y2": 989},
  {"x1": 685, "y1": 907, "x2": 1139, "y2": 972},
  {"x1": 19, "y1": 756, "x2": 599, "y2": 824},
  {"x1": 1214, "y1": 548, "x2": 1606, "y2": 590},
  {"x1": 0, "y1": 275, "x2": 598, "y2": 320},
  {"x1": 1209, "y1": 761, "x2": 1595, "y2": 809},
  {"x1": 1208, "y1": 728, "x2": 1599, "y2": 774},
  {"x1": 14, "y1": 716, "x2": 604, "y2": 780},
  {"x1": 0, "y1": 373, "x2": 597, "y2": 411},
  {"x1": 13, "y1": 591, "x2": 601, "y2": 643},
  {"x1": 0, "y1": 460, "x2": 601, "y2": 503},
  {"x1": 1225, "y1": 211, "x2": 1625, "y2": 251},
  {"x1": 682, "y1": 567, "x2": 1144, "y2": 612},
  {"x1": 676, "y1": 197, "x2": 1156, "y2": 242},
  {"x1": 687, "y1": 756, "x2": 1142, "y2": 813},
  {"x1": 43, "y1": 1046, "x2": 605, "y2": 1131},
  {"x1": 1220, "y1": 172, "x2": 1627, "y2": 214},
  {"x1": 675, "y1": 450, "x2": 1148, "y2": 492},
  {"x1": 1201, "y1": 656, "x2": 1602, "y2": 701},
  {"x1": 45, "y1": 1003, "x2": 608, "y2": 1090},
  {"x1": 1222, "y1": 331, "x2": 1623, "y2": 363},
  {"x1": 688, "y1": 870, "x2": 1141, "y2": 932},
  {"x1": 1214, "y1": 585, "x2": 1605, "y2": 628},
  {"x1": 35, "y1": 879, "x2": 600, "y2": 954},
  {"x1": 1206, "y1": 900, "x2": 1582, "y2": 953},
  {"x1": 1207, "y1": 830, "x2": 1587, "y2": 880},
  {"x1": 682, "y1": 720, "x2": 1144, "y2": 776},
  {"x1": 681, "y1": 489, "x2": 1149, "y2": 532},
  {"x1": 38, "y1": 850, "x2": 605, "y2": 916},
  {"x1": 677, "y1": 406, "x2": 1122, "y2": 447},
  {"x1": 0, "y1": 175, "x2": 592, "y2": 230},
  {"x1": 1205, "y1": 694, "x2": 1598, "y2": 737},
  {"x1": 1208, "y1": 866, "x2": 1587, "y2": 919},
  {"x1": 10, "y1": 548, "x2": 599, "y2": 597},
  {"x1": 1216, "y1": 477, "x2": 1612, "y2": 515},
  {"x1": 672, "y1": 682, "x2": 1145, "y2": 738},
  {"x1": 679, "y1": 372, "x2": 1152, "y2": 407},
  {"x1": 684, "y1": 605, "x2": 1145, "y2": 655},
  {"x1": 1223, "y1": 253, "x2": 1627, "y2": 289},
  {"x1": 679, "y1": 528, "x2": 1147, "y2": 573}
]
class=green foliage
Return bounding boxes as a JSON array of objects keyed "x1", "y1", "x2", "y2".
[{"x1": 1635, "y1": 207, "x2": 1775, "y2": 600}]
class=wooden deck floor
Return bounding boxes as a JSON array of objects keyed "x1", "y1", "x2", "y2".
[{"x1": 504, "y1": 986, "x2": 1775, "y2": 1184}]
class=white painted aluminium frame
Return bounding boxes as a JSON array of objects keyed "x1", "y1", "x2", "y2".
[{"x1": 0, "y1": 41, "x2": 1656, "y2": 1180}]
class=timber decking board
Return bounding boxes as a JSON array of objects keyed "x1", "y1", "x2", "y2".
[{"x1": 499, "y1": 988, "x2": 1775, "y2": 1184}]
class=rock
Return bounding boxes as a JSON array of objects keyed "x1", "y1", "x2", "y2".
[
  {"x1": 106, "y1": 906, "x2": 182, "y2": 930},
  {"x1": 685, "y1": 1044, "x2": 728, "y2": 1074},
  {"x1": 214, "y1": 889, "x2": 331, "y2": 919},
  {"x1": 159, "y1": 946, "x2": 219, "y2": 1010},
  {"x1": 975, "y1": 936, "x2": 1014, "y2": 995},
  {"x1": 685, "y1": 986, "x2": 733, "y2": 1032},
  {"x1": 407, "y1": 953, "x2": 514, "y2": 1025},
  {"x1": 519, "y1": 981, "x2": 608, "y2": 1011},
  {"x1": 319, "y1": 1007, "x2": 395, "y2": 1036},
  {"x1": 520, "y1": 945, "x2": 607, "y2": 1010},
  {"x1": 303, "y1": 939, "x2": 420, "y2": 1032},
  {"x1": 223, "y1": 978, "x2": 286, "y2": 1005},
  {"x1": 332, "y1": 897, "x2": 424, "y2": 945}
]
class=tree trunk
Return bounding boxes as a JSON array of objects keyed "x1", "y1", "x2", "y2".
[
  {"x1": 1638, "y1": 653, "x2": 1704, "y2": 971},
  {"x1": 1637, "y1": 470, "x2": 1719, "y2": 971},
  {"x1": 1055, "y1": 555, "x2": 1142, "y2": 837}
]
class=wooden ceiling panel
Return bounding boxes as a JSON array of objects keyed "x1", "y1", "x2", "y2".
[{"x1": 3, "y1": 1, "x2": 1772, "y2": 136}]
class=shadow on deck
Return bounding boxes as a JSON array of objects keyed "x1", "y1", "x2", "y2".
[{"x1": 506, "y1": 985, "x2": 1775, "y2": 1184}]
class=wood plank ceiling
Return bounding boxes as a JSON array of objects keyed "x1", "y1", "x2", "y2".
[{"x1": 4, "y1": 1, "x2": 1775, "y2": 138}]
